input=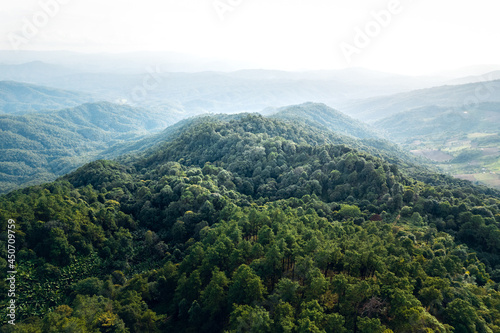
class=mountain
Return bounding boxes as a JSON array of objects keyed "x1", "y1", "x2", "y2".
[
  {"x1": 104, "y1": 104, "x2": 425, "y2": 176},
  {"x1": 343, "y1": 79, "x2": 500, "y2": 121},
  {"x1": 374, "y1": 102, "x2": 500, "y2": 189},
  {"x1": 268, "y1": 102, "x2": 380, "y2": 139},
  {"x1": 1, "y1": 113, "x2": 500, "y2": 332},
  {"x1": 4, "y1": 100, "x2": 392, "y2": 194},
  {"x1": 44, "y1": 69, "x2": 446, "y2": 113},
  {"x1": 0, "y1": 50, "x2": 253, "y2": 73},
  {"x1": 436, "y1": 64, "x2": 500, "y2": 79},
  {"x1": 0, "y1": 59, "x2": 450, "y2": 116},
  {"x1": 0, "y1": 81, "x2": 94, "y2": 114},
  {"x1": 375, "y1": 103, "x2": 500, "y2": 141},
  {"x1": 447, "y1": 70, "x2": 500, "y2": 85},
  {"x1": 0, "y1": 102, "x2": 172, "y2": 193}
]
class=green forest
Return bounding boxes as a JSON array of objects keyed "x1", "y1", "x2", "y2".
[
  {"x1": 0, "y1": 101, "x2": 176, "y2": 194},
  {"x1": 1, "y1": 114, "x2": 500, "y2": 332}
]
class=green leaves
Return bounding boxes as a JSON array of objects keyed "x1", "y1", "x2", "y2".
[
  {"x1": 228, "y1": 265, "x2": 266, "y2": 306},
  {"x1": 229, "y1": 304, "x2": 272, "y2": 333}
]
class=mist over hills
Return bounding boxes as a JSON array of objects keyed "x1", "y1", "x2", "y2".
[
  {"x1": 0, "y1": 50, "x2": 242, "y2": 73},
  {"x1": 343, "y1": 79, "x2": 500, "y2": 121},
  {"x1": 0, "y1": 56, "x2": 451, "y2": 115},
  {"x1": 0, "y1": 61, "x2": 77, "y2": 82},
  {"x1": 1, "y1": 57, "x2": 499, "y2": 191},
  {"x1": 447, "y1": 70, "x2": 500, "y2": 85},
  {"x1": 375, "y1": 103, "x2": 500, "y2": 141},
  {"x1": 0, "y1": 81, "x2": 94, "y2": 114},
  {"x1": 3, "y1": 54, "x2": 499, "y2": 122}
]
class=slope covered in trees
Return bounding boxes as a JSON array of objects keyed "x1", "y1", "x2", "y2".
[
  {"x1": 0, "y1": 102, "x2": 171, "y2": 194},
  {"x1": 1, "y1": 114, "x2": 500, "y2": 332},
  {"x1": 0, "y1": 102, "x2": 419, "y2": 194},
  {"x1": 109, "y1": 108, "x2": 425, "y2": 174},
  {"x1": 268, "y1": 102, "x2": 379, "y2": 140}
]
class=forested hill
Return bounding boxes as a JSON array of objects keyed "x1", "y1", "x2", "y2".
[
  {"x1": 0, "y1": 102, "x2": 169, "y2": 194},
  {"x1": 0, "y1": 81, "x2": 93, "y2": 114},
  {"x1": 0, "y1": 102, "x2": 415, "y2": 194},
  {"x1": 1, "y1": 114, "x2": 500, "y2": 332},
  {"x1": 269, "y1": 102, "x2": 379, "y2": 139},
  {"x1": 107, "y1": 109, "x2": 423, "y2": 173}
]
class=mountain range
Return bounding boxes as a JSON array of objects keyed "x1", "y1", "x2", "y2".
[
  {"x1": 343, "y1": 79, "x2": 500, "y2": 121},
  {"x1": 0, "y1": 81, "x2": 94, "y2": 114}
]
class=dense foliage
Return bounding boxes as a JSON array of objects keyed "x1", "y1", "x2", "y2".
[
  {"x1": 1, "y1": 114, "x2": 500, "y2": 332},
  {"x1": 0, "y1": 102, "x2": 172, "y2": 194}
]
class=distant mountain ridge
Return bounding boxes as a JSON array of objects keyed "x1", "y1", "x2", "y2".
[
  {"x1": 343, "y1": 79, "x2": 500, "y2": 121},
  {"x1": 374, "y1": 102, "x2": 500, "y2": 188},
  {"x1": 447, "y1": 70, "x2": 500, "y2": 85},
  {"x1": 374, "y1": 103, "x2": 500, "y2": 140},
  {"x1": 0, "y1": 62, "x2": 449, "y2": 115},
  {"x1": 0, "y1": 80, "x2": 94, "y2": 114}
]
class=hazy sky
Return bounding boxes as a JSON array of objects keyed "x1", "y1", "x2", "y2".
[{"x1": 1, "y1": 0, "x2": 499, "y2": 75}]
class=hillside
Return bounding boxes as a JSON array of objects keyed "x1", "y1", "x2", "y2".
[
  {"x1": 1, "y1": 114, "x2": 500, "y2": 332},
  {"x1": 104, "y1": 107, "x2": 426, "y2": 176},
  {"x1": 0, "y1": 81, "x2": 94, "y2": 114},
  {"x1": 375, "y1": 102, "x2": 500, "y2": 188},
  {"x1": 268, "y1": 102, "x2": 380, "y2": 139},
  {"x1": 343, "y1": 79, "x2": 500, "y2": 121},
  {"x1": 375, "y1": 103, "x2": 500, "y2": 141},
  {"x1": 0, "y1": 102, "x2": 417, "y2": 194},
  {"x1": 0, "y1": 102, "x2": 172, "y2": 193}
]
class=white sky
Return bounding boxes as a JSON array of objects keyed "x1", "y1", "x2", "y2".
[{"x1": 1, "y1": 0, "x2": 499, "y2": 75}]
